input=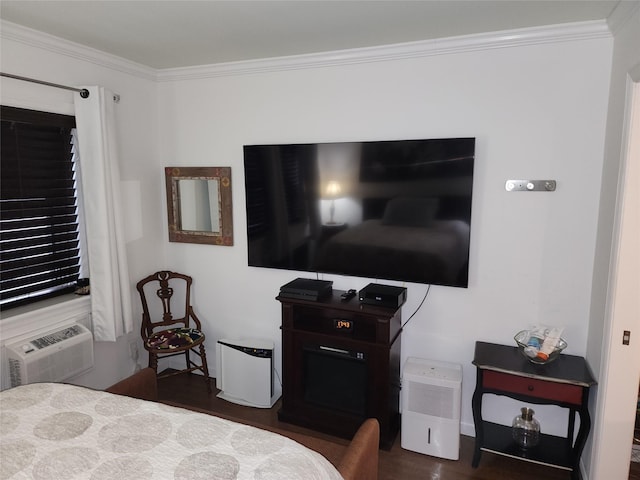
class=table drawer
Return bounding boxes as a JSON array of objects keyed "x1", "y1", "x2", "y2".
[{"x1": 483, "y1": 370, "x2": 583, "y2": 406}]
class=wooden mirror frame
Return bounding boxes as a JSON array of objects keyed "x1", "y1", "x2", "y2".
[{"x1": 165, "y1": 166, "x2": 233, "y2": 245}]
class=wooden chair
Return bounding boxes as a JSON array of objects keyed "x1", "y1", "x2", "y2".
[{"x1": 136, "y1": 270, "x2": 211, "y2": 392}]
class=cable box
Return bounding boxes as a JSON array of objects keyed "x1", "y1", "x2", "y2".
[
  {"x1": 279, "y1": 278, "x2": 333, "y2": 301},
  {"x1": 359, "y1": 283, "x2": 407, "y2": 308}
]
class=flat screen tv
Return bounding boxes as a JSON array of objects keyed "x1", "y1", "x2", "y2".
[{"x1": 243, "y1": 137, "x2": 475, "y2": 287}]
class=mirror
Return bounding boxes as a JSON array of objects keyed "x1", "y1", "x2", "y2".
[{"x1": 165, "y1": 166, "x2": 233, "y2": 245}]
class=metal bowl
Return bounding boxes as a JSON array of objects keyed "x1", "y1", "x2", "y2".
[{"x1": 514, "y1": 330, "x2": 567, "y2": 364}]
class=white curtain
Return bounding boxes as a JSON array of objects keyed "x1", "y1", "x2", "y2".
[{"x1": 73, "y1": 86, "x2": 133, "y2": 341}]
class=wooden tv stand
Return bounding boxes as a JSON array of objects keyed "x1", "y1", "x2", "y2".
[{"x1": 277, "y1": 289, "x2": 402, "y2": 449}]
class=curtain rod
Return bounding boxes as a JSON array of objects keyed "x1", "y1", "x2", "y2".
[{"x1": 1, "y1": 72, "x2": 90, "y2": 98}]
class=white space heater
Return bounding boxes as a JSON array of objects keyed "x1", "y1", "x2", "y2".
[
  {"x1": 6, "y1": 324, "x2": 94, "y2": 387},
  {"x1": 216, "y1": 338, "x2": 281, "y2": 408},
  {"x1": 401, "y1": 357, "x2": 462, "y2": 460}
]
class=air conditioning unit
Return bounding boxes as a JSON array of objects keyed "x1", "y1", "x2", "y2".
[
  {"x1": 6, "y1": 324, "x2": 94, "y2": 387},
  {"x1": 401, "y1": 357, "x2": 462, "y2": 460},
  {"x1": 216, "y1": 338, "x2": 281, "y2": 408}
]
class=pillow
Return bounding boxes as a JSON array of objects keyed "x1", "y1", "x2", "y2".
[{"x1": 381, "y1": 197, "x2": 439, "y2": 228}]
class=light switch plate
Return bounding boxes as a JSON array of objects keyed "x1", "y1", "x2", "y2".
[{"x1": 505, "y1": 180, "x2": 556, "y2": 192}]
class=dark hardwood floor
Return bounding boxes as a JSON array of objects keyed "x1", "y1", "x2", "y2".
[
  {"x1": 157, "y1": 372, "x2": 576, "y2": 480},
  {"x1": 632, "y1": 401, "x2": 640, "y2": 480}
]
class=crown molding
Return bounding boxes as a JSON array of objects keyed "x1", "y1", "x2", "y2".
[
  {"x1": 157, "y1": 20, "x2": 612, "y2": 82},
  {"x1": 0, "y1": 20, "x2": 156, "y2": 82},
  {"x1": 606, "y1": 0, "x2": 640, "y2": 36},
  {"x1": 1, "y1": 18, "x2": 612, "y2": 84}
]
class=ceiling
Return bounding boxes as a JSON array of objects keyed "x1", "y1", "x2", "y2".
[{"x1": 0, "y1": 0, "x2": 626, "y2": 69}]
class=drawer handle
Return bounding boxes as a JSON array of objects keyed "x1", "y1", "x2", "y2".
[{"x1": 528, "y1": 385, "x2": 534, "y2": 392}]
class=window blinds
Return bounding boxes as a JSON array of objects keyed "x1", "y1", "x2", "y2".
[{"x1": 0, "y1": 106, "x2": 80, "y2": 309}]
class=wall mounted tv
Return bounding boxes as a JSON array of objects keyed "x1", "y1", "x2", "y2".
[{"x1": 243, "y1": 137, "x2": 475, "y2": 287}]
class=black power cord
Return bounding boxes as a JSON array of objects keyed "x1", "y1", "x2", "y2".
[{"x1": 400, "y1": 284, "x2": 431, "y2": 331}]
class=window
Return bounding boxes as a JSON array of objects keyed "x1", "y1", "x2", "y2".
[
  {"x1": 0, "y1": 106, "x2": 83, "y2": 310},
  {"x1": 243, "y1": 144, "x2": 315, "y2": 239}
]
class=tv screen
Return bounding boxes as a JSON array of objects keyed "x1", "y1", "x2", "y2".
[{"x1": 243, "y1": 138, "x2": 475, "y2": 287}]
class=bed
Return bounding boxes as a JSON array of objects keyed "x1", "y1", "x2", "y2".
[{"x1": 0, "y1": 369, "x2": 379, "y2": 480}]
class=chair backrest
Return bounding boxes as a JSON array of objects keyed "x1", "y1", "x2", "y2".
[{"x1": 136, "y1": 271, "x2": 196, "y2": 339}]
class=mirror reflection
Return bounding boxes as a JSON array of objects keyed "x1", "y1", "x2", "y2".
[
  {"x1": 178, "y1": 178, "x2": 221, "y2": 233},
  {"x1": 165, "y1": 167, "x2": 233, "y2": 246}
]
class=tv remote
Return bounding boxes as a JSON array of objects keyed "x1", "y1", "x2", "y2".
[{"x1": 341, "y1": 289, "x2": 357, "y2": 301}]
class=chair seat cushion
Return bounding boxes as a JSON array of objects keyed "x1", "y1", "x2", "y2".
[{"x1": 146, "y1": 328, "x2": 204, "y2": 350}]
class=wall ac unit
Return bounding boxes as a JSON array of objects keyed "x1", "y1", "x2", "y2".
[
  {"x1": 401, "y1": 357, "x2": 462, "y2": 460},
  {"x1": 216, "y1": 338, "x2": 281, "y2": 408},
  {"x1": 6, "y1": 324, "x2": 94, "y2": 387}
]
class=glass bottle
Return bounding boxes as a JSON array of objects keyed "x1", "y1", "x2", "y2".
[{"x1": 512, "y1": 407, "x2": 540, "y2": 449}]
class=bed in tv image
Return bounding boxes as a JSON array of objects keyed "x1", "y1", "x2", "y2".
[
  {"x1": 314, "y1": 196, "x2": 471, "y2": 287},
  {"x1": 243, "y1": 137, "x2": 475, "y2": 288}
]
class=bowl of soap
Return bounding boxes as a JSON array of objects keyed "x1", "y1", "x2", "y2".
[{"x1": 514, "y1": 329, "x2": 567, "y2": 364}]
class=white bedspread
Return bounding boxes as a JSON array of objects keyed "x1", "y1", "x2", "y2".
[{"x1": 0, "y1": 382, "x2": 344, "y2": 480}]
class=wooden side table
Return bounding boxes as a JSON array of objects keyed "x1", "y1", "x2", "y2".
[{"x1": 472, "y1": 341, "x2": 596, "y2": 480}]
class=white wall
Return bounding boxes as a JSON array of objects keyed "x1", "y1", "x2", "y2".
[
  {"x1": 0, "y1": 23, "x2": 163, "y2": 388},
  {"x1": 157, "y1": 27, "x2": 612, "y2": 438}
]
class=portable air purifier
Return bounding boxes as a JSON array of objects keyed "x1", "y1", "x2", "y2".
[{"x1": 216, "y1": 338, "x2": 281, "y2": 408}]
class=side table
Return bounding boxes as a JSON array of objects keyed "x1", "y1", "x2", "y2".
[{"x1": 471, "y1": 341, "x2": 596, "y2": 480}]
